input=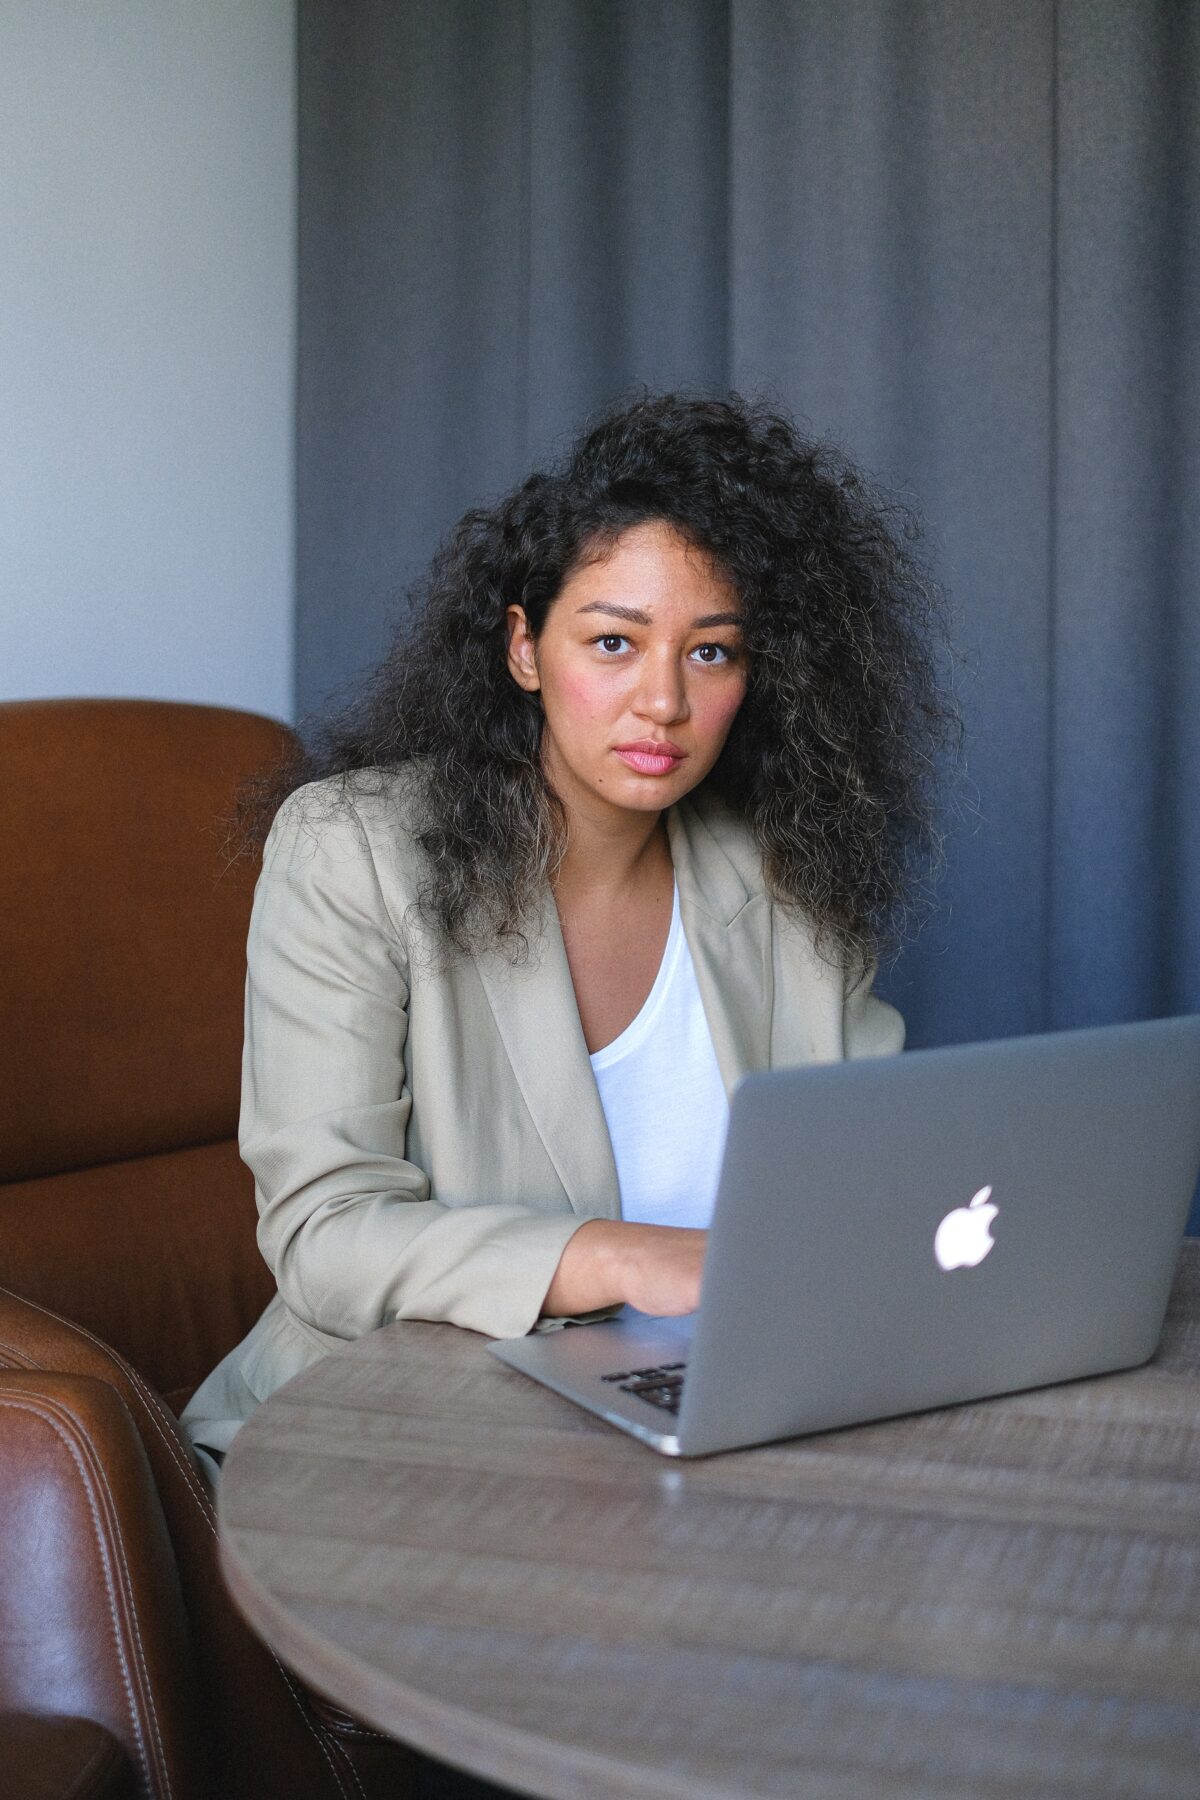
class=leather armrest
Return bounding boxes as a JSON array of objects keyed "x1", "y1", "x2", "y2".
[
  {"x1": 0, "y1": 1294, "x2": 419, "y2": 1798},
  {"x1": 0, "y1": 1710, "x2": 133, "y2": 1800},
  {"x1": 0, "y1": 1371, "x2": 211, "y2": 1800}
]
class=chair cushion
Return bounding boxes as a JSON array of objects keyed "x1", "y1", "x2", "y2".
[{"x1": 0, "y1": 1138, "x2": 273, "y2": 1411}]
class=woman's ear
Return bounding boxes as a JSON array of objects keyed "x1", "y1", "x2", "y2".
[{"x1": 505, "y1": 604, "x2": 541, "y2": 693}]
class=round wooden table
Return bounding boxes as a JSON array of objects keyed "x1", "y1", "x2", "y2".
[{"x1": 218, "y1": 1243, "x2": 1200, "y2": 1800}]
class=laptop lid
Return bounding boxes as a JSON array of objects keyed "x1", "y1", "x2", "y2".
[{"x1": 674, "y1": 1014, "x2": 1200, "y2": 1455}]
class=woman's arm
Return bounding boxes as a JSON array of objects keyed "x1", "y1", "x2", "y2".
[
  {"x1": 539, "y1": 1219, "x2": 707, "y2": 1319},
  {"x1": 242, "y1": 785, "x2": 602, "y2": 1341}
]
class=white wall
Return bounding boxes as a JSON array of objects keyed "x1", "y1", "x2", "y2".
[{"x1": 0, "y1": 1, "x2": 295, "y2": 722}]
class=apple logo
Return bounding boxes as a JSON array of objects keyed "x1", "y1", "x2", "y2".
[{"x1": 934, "y1": 1185, "x2": 998, "y2": 1271}]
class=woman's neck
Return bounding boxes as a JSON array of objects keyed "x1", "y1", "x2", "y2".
[{"x1": 552, "y1": 801, "x2": 672, "y2": 907}]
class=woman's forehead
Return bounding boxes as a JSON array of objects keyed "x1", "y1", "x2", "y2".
[{"x1": 560, "y1": 520, "x2": 741, "y2": 610}]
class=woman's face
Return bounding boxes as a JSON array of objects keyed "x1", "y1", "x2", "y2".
[{"x1": 505, "y1": 520, "x2": 748, "y2": 824}]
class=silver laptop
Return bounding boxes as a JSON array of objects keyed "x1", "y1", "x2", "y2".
[{"x1": 488, "y1": 1014, "x2": 1200, "y2": 1456}]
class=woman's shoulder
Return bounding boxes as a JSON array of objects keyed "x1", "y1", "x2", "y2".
[
  {"x1": 261, "y1": 764, "x2": 431, "y2": 903},
  {"x1": 268, "y1": 763, "x2": 424, "y2": 836}
]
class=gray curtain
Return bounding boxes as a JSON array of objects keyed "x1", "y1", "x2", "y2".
[{"x1": 297, "y1": 0, "x2": 1198, "y2": 1211}]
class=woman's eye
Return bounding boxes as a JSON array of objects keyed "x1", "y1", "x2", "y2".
[
  {"x1": 692, "y1": 642, "x2": 734, "y2": 664},
  {"x1": 595, "y1": 634, "x2": 629, "y2": 654}
]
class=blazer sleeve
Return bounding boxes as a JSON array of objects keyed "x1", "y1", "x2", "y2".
[
  {"x1": 241, "y1": 786, "x2": 598, "y2": 1341},
  {"x1": 842, "y1": 959, "x2": 906, "y2": 1058}
]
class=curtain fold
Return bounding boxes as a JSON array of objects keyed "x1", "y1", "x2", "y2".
[{"x1": 1052, "y1": 0, "x2": 1199, "y2": 1030}]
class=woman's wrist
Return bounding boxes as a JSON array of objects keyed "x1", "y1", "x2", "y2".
[{"x1": 539, "y1": 1217, "x2": 630, "y2": 1317}]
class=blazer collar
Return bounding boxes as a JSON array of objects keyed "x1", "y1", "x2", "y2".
[
  {"x1": 666, "y1": 791, "x2": 758, "y2": 925},
  {"x1": 472, "y1": 794, "x2": 773, "y2": 1221},
  {"x1": 667, "y1": 795, "x2": 773, "y2": 1096}
]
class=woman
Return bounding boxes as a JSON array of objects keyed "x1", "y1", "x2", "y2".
[{"x1": 181, "y1": 390, "x2": 959, "y2": 1481}]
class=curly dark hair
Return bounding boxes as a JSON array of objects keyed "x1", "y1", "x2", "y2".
[{"x1": 222, "y1": 390, "x2": 962, "y2": 976}]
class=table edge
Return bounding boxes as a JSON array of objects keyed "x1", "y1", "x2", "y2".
[{"x1": 217, "y1": 1526, "x2": 735, "y2": 1800}]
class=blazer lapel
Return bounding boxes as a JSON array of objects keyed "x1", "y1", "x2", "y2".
[
  {"x1": 667, "y1": 798, "x2": 774, "y2": 1097},
  {"x1": 472, "y1": 889, "x2": 622, "y2": 1222}
]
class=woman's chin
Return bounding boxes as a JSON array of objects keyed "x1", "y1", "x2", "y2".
[{"x1": 598, "y1": 766, "x2": 707, "y2": 813}]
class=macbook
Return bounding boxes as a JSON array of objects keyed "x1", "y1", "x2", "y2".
[{"x1": 488, "y1": 1014, "x2": 1200, "y2": 1455}]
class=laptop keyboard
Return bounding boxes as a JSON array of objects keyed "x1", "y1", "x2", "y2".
[{"x1": 600, "y1": 1361, "x2": 687, "y2": 1415}]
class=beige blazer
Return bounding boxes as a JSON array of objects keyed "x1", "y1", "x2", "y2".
[{"x1": 180, "y1": 770, "x2": 904, "y2": 1461}]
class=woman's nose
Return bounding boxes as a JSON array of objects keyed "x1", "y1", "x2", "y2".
[{"x1": 634, "y1": 651, "x2": 690, "y2": 724}]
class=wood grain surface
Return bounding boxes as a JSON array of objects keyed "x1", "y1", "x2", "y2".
[{"x1": 218, "y1": 1242, "x2": 1200, "y2": 1800}]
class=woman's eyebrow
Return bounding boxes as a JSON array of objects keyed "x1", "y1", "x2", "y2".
[
  {"x1": 574, "y1": 601, "x2": 651, "y2": 624},
  {"x1": 573, "y1": 601, "x2": 743, "y2": 629}
]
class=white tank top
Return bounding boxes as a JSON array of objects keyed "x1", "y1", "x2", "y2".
[{"x1": 588, "y1": 881, "x2": 730, "y2": 1230}]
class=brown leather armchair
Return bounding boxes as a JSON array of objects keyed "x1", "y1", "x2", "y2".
[{"x1": 0, "y1": 698, "x2": 420, "y2": 1800}]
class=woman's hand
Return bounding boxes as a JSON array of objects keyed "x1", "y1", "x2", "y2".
[
  {"x1": 539, "y1": 1217, "x2": 708, "y2": 1319},
  {"x1": 611, "y1": 1222, "x2": 708, "y2": 1315}
]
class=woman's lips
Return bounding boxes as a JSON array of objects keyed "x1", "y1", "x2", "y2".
[{"x1": 613, "y1": 741, "x2": 687, "y2": 777}]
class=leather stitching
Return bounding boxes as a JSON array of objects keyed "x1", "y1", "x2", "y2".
[
  {"x1": 319, "y1": 1718, "x2": 391, "y2": 1742},
  {"x1": 269, "y1": 1656, "x2": 357, "y2": 1800},
  {"x1": 0, "y1": 1292, "x2": 215, "y2": 1517},
  {"x1": 83, "y1": 1423, "x2": 176, "y2": 1800},
  {"x1": 0, "y1": 1392, "x2": 157, "y2": 1796},
  {"x1": 327, "y1": 1730, "x2": 370, "y2": 1800}
]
